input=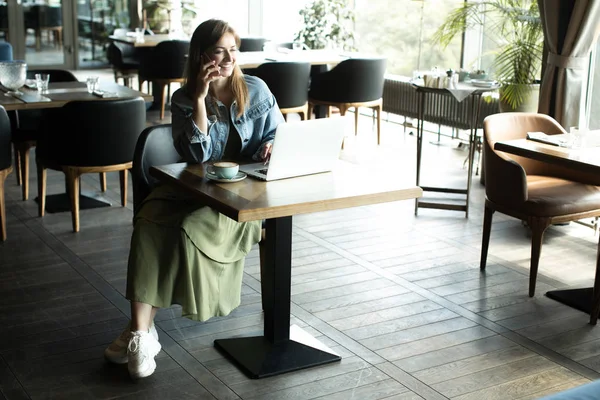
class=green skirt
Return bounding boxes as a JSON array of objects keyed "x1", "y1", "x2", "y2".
[{"x1": 126, "y1": 185, "x2": 261, "y2": 321}]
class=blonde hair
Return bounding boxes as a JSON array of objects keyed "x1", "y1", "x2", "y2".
[{"x1": 184, "y1": 19, "x2": 249, "y2": 118}]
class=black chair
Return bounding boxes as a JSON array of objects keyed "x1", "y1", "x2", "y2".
[
  {"x1": 25, "y1": 5, "x2": 62, "y2": 51},
  {"x1": 36, "y1": 97, "x2": 146, "y2": 232},
  {"x1": 308, "y1": 58, "x2": 387, "y2": 144},
  {"x1": 0, "y1": 105, "x2": 11, "y2": 241},
  {"x1": 132, "y1": 123, "x2": 270, "y2": 309},
  {"x1": 252, "y1": 62, "x2": 311, "y2": 121},
  {"x1": 106, "y1": 41, "x2": 140, "y2": 88},
  {"x1": 11, "y1": 69, "x2": 78, "y2": 201},
  {"x1": 132, "y1": 124, "x2": 180, "y2": 215},
  {"x1": 138, "y1": 40, "x2": 189, "y2": 120},
  {"x1": 239, "y1": 37, "x2": 267, "y2": 52}
]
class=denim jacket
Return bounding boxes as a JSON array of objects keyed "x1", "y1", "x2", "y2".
[{"x1": 171, "y1": 75, "x2": 284, "y2": 163}]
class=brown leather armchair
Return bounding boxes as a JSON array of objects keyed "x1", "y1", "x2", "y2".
[{"x1": 480, "y1": 112, "x2": 600, "y2": 303}]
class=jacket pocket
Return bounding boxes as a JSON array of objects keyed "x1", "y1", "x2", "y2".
[{"x1": 244, "y1": 98, "x2": 270, "y2": 121}]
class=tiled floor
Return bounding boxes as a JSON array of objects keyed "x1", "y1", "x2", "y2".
[{"x1": 2, "y1": 69, "x2": 600, "y2": 399}]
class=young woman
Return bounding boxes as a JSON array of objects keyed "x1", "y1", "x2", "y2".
[{"x1": 104, "y1": 19, "x2": 284, "y2": 379}]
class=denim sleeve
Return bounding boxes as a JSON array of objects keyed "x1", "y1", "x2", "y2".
[
  {"x1": 252, "y1": 94, "x2": 285, "y2": 161},
  {"x1": 171, "y1": 99, "x2": 215, "y2": 163}
]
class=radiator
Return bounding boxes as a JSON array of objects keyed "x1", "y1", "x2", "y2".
[{"x1": 382, "y1": 75, "x2": 499, "y2": 130}]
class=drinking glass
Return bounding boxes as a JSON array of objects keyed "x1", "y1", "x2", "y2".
[
  {"x1": 35, "y1": 73, "x2": 50, "y2": 92},
  {"x1": 292, "y1": 41, "x2": 303, "y2": 51},
  {"x1": 135, "y1": 27, "x2": 145, "y2": 43},
  {"x1": 86, "y1": 76, "x2": 99, "y2": 93},
  {"x1": 0, "y1": 60, "x2": 27, "y2": 96}
]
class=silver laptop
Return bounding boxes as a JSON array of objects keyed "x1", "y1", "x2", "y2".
[{"x1": 240, "y1": 117, "x2": 349, "y2": 181}]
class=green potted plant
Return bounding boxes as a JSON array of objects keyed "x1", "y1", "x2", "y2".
[
  {"x1": 433, "y1": 0, "x2": 543, "y2": 112},
  {"x1": 294, "y1": 0, "x2": 355, "y2": 51}
]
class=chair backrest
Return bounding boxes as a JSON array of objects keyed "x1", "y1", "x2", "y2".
[
  {"x1": 253, "y1": 62, "x2": 311, "y2": 109},
  {"x1": 0, "y1": 105, "x2": 11, "y2": 171},
  {"x1": 309, "y1": 58, "x2": 387, "y2": 103},
  {"x1": 139, "y1": 40, "x2": 189, "y2": 80},
  {"x1": 26, "y1": 68, "x2": 78, "y2": 82},
  {"x1": 483, "y1": 112, "x2": 600, "y2": 206},
  {"x1": 0, "y1": 42, "x2": 12, "y2": 61},
  {"x1": 132, "y1": 124, "x2": 180, "y2": 214},
  {"x1": 239, "y1": 37, "x2": 267, "y2": 52},
  {"x1": 37, "y1": 97, "x2": 146, "y2": 167}
]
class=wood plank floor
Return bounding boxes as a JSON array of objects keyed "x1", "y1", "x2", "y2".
[{"x1": 2, "y1": 69, "x2": 600, "y2": 399}]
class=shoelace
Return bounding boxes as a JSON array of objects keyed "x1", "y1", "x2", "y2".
[{"x1": 127, "y1": 332, "x2": 142, "y2": 355}]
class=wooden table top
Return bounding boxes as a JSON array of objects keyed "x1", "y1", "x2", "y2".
[
  {"x1": 0, "y1": 81, "x2": 152, "y2": 111},
  {"x1": 107, "y1": 35, "x2": 372, "y2": 69},
  {"x1": 150, "y1": 161, "x2": 423, "y2": 222},
  {"x1": 494, "y1": 138, "x2": 600, "y2": 174}
]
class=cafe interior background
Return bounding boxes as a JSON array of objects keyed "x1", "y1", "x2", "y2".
[{"x1": 3, "y1": 0, "x2": 600, "y2": 399}]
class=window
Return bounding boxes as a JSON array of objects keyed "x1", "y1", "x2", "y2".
[
  {"x1": 261, "y1": 0, "x2": 312, "y2": 43},
  {"x1": 587, "y1": 40, "x2": 600, "y2": 129},
  {"x1": 353, "y1": 0, "x2": 463, "y2": 76},
  {"x1": 194, "y1": 1, "x2": 249, "y2": 35}
]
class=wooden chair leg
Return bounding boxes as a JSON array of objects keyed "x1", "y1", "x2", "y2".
[
  {"x1": 307, "y1": 103, "x2": 313, "y2": 120},
  {"x1": 376, "y1": 103, "x2": 382, "y2": 145},
  {"x1": 37, "y1": 161, "x2": 46, "y2": 217},
  {"x1": 119, "y1": 169, "x2": 128, "y2": 207},
  {"x1": 65, "y1": 167, "x2": 81, "y2": 232},
  {"x1": 326, "y1": 106, "x2": 331, "y2": 118},
  {"x1": 354, "y1": 106, "x2": 359, "y2": 136},
  {"x1": 300, "y1": 104, "x2": 308, "y2": 121},
  {"x1": 14, "y1": 146, "x2": 21, "y2": 186},
  {"x1": 0, "y1": 167, "x2": 10, "y2": 241},
  {"x1": 528, "y1": 217, "x2": 551, "y2": 297},
  {"x1": 158, "y1": 83, "x2": 166, "y2": 120},
  {"x1": 99, "y1": 172, "x2": 107, "y2": 192},
  {"x1": 480, "y1": 205, "x2": 494, "y2": 271},
  {"x1": 19, "y1": 146, "x2": 30, "y2": 200}
]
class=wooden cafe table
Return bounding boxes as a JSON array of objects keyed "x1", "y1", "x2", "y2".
[
  {"x1": 0, "y1": 81, "x2": 152, "y2": 111},
  {"x1": 150, "y1": 161, "x2": 422, "y2": 378},
  {"x1": 0, "y1": 81, "x2": 152, "y2": 212},
  {"x1": 494, "y1": 135, "x2": 600, "y2": 325}
]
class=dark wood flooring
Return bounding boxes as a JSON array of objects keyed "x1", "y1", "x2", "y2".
[{"x1": 2, "y1": 71, "x2": 600, "y2": 399}]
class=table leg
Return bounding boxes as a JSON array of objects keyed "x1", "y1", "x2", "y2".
[
  {"x1": 546, "y1": 233, "x2": 600, "y2": 325},
  {"x1": 35, "y1": 176, "x2": 111, "y2": 213},
  {"x1": 465, "y1": 94, "x2": 482, "y2": 219},
  {"x1": 415, "y1": 91, "x2": 425, "y2": 215},
  {"x1": 214, "y1": 216, "x2": 340, "y2": 378}
]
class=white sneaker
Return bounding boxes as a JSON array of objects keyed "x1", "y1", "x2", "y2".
[
  {"x1": 127, "y1": 330, "x2": 162, "y2": 379},
  {"x1": 104, "y1": 322, "x2": 158, "y2": 364}
]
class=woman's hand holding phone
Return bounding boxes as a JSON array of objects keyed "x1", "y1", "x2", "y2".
[{"x1": 196, "y1": 53, "x2": 221, "y2": 99}]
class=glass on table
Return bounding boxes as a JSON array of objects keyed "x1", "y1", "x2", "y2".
[
  {"x1": 35, "y1": 73, "x2": 50, "y2": 93},
  {"x1": 292, "y1": 41, "x2": 303, "y2": 51},
  {"x1": 86, "y1": 76, "x2": 99, "y2": 93}
]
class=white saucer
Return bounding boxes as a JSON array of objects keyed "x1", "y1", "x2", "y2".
[
  {"x1": 470, "y1": 79, "x2": 497, "y2": 88},
  {"x1": 206, "y1": 171, "x2": 247, "y2": 183}
]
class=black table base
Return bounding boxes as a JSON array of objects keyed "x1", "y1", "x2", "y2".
[
  {"x1": 546, "y1": 288, "x2": 594, "y2": 314},
  {"x1": 214, "y1": 216, "x2": 341, "y2": 379},
  {"x1": 215, "y1": 325, "x2": 340, "y2": 379},
  {"x1": 35, "y1": 192, "x2": 111, "y2": 214}
]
